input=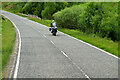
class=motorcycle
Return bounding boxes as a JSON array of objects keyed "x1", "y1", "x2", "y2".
[{"x1": 49, "y1": 27, "x2": 57, "y2": 36}]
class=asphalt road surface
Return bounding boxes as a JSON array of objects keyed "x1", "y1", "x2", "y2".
[{"x1": 2, "y1": 11, "x2": 119, "y2": 79}]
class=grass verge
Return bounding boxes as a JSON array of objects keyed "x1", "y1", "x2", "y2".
[
  {"x1": 2, "y1": 16, "x2": 16, "y2": 71},
  {"x1": 28, "y1": 18, "x2": 51, "y2": 27},
  {"x1": 0, "y1": 16, "x2": 2, "y2": 80},
  {"x1": 3, "y1": 11, "x2": 119, "y2": 57}
]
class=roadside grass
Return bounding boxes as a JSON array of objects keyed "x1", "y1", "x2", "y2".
[
  {"x1": 0, "y1": 16, "x2": 2, "y2": 79},
  {"x1": 3, "y1": 11, "x2": 119, "y2": 57},
  {"x1": 2, "y1": 16, "x2": 16, "y2": 70},
  {"x1": 0, "y1": 51, "x2": 1, "y2": 79},
  {"x1": 0, "y1": 36, "x2": 2, "y2": 79},
  {"x1": 28, "y1": 18, "x2": 51, "y2": 27}
]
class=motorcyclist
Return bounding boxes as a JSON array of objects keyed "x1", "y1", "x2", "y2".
[
  {"x1": 50, "y1": 20, "x2": 56, "y2": 33},
  {"x1": 51, "y1": 20, "x2": 56, "y2": 27}
]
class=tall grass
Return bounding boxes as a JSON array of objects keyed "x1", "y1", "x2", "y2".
[{"x1": 2, "y1": 16, "x2": 16, "y2": 70}]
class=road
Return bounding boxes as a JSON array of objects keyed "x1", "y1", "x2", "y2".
[{"x1": 2, "y1": 11, "x2": 118, "y2": 79}]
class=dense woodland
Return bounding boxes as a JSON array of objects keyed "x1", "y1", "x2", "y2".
[{"x1": 2, "y1": 2, "x2": 119, "y2": 41}]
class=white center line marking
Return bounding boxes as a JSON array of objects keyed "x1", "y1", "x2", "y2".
[
  {"x1": 72, "y1": 60, "x2": 91, "y2": 80},
  {"x1": 61, "y1": 51, "x2": 68, "y2": 58},
  {"x1": 43, "y1": 35, "x2": 46, "y2": 38},
  {"x1": 60, "y1": 50, "x2": 91, "y2": 80},
  {"x1": 50, "y1": 41, "x2": 55, "y2": 45}
]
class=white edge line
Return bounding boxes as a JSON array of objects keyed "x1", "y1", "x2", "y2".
[
  {"x1": 2, "y1": 14, "x2": 21, "y2": 78},
  {"x1": 4, "y1": 11, "x2": 119, "y2": 59},
  {"x1": 13, "y1": 20, "x2": 21, "y2": 78},
  {"x1": 59, "y1": 31, "x2": 119, "y2": 59}
]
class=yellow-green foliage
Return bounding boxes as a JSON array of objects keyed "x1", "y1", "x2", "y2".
[{"x1": 2, "y1": 16, "x2": 16, "y2": 69}]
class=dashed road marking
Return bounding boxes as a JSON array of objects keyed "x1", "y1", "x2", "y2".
[
  {"x1": 61, "y1": 51, "x2": 68, "y2": 58},
  {"x1": 50, "y1": 41, "x2": 55, "y2": 45},
  {"x1": 60, "y1": 50, "x2": 91, "y2": 80},
  {"x1": 43, "y1": 35, "x2": 46, "y2": 38}
]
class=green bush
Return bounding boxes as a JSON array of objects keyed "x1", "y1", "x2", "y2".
[
  {"x1": 33, "y1": 2, "x2": 44, "y2": 17},
  {"x1": 54, "y1": 2, "x2": 119, "y2": 41},
  {"x1": 99, "y1": 3, "x2": 118, "y2": 40},
  {"x1": 54, "y1": 3, "x2": 89, "y2": 29},
  {"x1": 22, "y1": 2, "x2": 34, "y2": 14}
]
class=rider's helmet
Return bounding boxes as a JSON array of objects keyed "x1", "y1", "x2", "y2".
[{"x1": 52, "y1": 20, "x2": 54, "y2": 23}]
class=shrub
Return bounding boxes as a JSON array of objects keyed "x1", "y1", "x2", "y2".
[
  {"x1": 54, "y1": 2, "x2": 118, "y2": 41},
  {"x1": 54, "y1": 3, "x2": 88, "y2": 29}
]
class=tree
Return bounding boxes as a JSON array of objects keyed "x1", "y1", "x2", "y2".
[
  {"x1": 41, "y1": 2, "x2": 56, "y2": 19},
  {"x1": 33, "y1": 2, "x2": 44, "y2": 17}
]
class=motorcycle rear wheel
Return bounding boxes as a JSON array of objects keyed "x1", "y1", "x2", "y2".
[{"x1": 53, "y1": 33, "x2": 56, "y2": 36}]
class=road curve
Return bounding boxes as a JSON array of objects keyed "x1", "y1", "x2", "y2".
[{"x1": 2, "y1": 11, "x2": 118, "y2": 79}]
